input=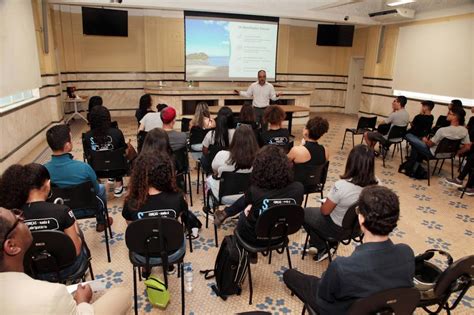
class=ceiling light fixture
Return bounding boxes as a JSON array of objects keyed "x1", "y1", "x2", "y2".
[{"x1": 387, "y1": 0, "x2": 416, "y2": 6}]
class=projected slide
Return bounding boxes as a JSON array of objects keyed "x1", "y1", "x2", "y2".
[{"x1": 185, "y1": 14, "x2": 278, "y2": 81}]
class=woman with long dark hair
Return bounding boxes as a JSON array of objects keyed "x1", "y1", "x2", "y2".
[
  {"x1": 83, "y1": 105, "x2": 127, "y2": 197},
  {"x1": 140, "y1": 128, "x2": 173, "y2": 157},
  {"x1": 304, "y1": 144, "x2": 378, "y2": 262},
  {"x1": 207, "y1": 124, "x2": 259, "y2": 203},
  {"x1": 87, "y1": 96, "x2": 103, "y2": 121},
  {"x1": 135, "y1": 94, "x2": 153, "y2": 124}
]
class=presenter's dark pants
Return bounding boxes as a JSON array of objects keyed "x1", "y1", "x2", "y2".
[
  {"x1": 283, "y1": 269, "x2": 321, "y2": 312},
  {"x1": 253, "y1": 106, "x2": 266, "y2": 125}
]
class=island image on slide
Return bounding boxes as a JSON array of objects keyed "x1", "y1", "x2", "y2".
[{"x1": 185, "y1": 19, "x2": 230, "y2": 79}]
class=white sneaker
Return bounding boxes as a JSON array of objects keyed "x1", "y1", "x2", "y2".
[
  {"x1": 108, "y1": 178, "x2": 115, "y2": 184},
  {"x1": 114, "y1": 186, "x2": 125, "y2": 198}
]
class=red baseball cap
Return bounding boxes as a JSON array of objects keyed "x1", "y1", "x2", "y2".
[{"x1": 161, "y1": 106, "x2": 176, "y2": 124}]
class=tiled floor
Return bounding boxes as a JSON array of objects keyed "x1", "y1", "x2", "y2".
[{"x1": 32, "y1": 113, "x2": 473, "y2": 314}]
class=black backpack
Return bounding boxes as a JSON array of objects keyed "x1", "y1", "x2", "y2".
[{"x1": 201, "y1": 235, "x2": 248, "y2": 300}]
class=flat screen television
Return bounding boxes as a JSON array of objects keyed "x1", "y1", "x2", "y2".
[
  {"x1": 316, "y1": 24, "x2": 354, "y2": 47},
  {"x1": 82, "y1": 7, "x2": 128, "y2": 37}
]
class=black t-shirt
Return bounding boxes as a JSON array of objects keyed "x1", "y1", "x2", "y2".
[
  {"x1": 408, "y1": 114, "x2": 434, "y2": 138},
  {"x1": 259, "y1": 128, "x2": 290, "y2": 146},
  {"x1": 83, "y1": 127, "x2": 126, "y2": 156},
  {"x1": 22, "y1": 201, "x2": 76, "y2": 232},
  {"x1": 122, "y1": 191, "x2": 188, "y2": 222},
  {"x1": 237, "y1": 181, "x2": 304, "y2": 244}
]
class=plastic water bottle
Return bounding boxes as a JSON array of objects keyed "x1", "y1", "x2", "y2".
[{"x1": 184, "y1": 267, "x2": 193, "y2": 293}]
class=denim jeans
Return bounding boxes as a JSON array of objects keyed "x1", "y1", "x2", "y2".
[
  {"x1": 405, "y1": 133, "x2": 433, "y2": 172},
  {"x1": 74, "y1": 183, "x2": 107, "y2": 224},
  {"x1": 224, "y1": 195, "x2": 247, "y2": 217}
]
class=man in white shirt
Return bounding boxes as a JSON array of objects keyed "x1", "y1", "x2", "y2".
[
  {"x1": 0, "y1": 207, "x2": 131, "y2": 315},
  {"x1": 234, "y1": 70, "x2": 282, "y2": 123}
]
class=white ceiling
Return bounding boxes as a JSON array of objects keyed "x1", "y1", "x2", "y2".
[{"x1": 49, "y1": 0, "x2": 474, "y2": 25}]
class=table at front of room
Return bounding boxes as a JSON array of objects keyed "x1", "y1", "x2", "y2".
[{"x1": 209, "y1": 105, "x2": 308, "y2": 135}]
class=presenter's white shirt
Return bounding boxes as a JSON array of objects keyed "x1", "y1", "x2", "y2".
[{"x1": 239, "y1": 81, "x2": 278, "y2": 108}]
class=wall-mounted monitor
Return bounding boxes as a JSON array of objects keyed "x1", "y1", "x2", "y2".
[
  {"x1": 82, "y1": 7, "x2": 128, "y2": 37},
  {"x1": 317, "y1": 24, "x2": 354, "y2": 47}
]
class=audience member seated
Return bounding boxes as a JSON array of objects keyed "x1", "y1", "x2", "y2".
[
  {"x1": 83, "y1": 106, "x2": 127, "y2": 197},
  {"x1": 207, "y1": 125, "x2": 258, "y2": 207},
  {"x1": 190, "y1": 101, "x2": 216, "y2": 132},
  {"x1": 364, "y1": 96, "x2": 409, "y2": 153},
  {"x1": 0, "y1": 163, "x2": 88, "y2": 280},
  {"x1": 431, "y1": 99, "x2": 463, "y2": 135},
  {"x1": 288, "y1": 116, "x2": 329, "y2": 168},
  {"x1": 259, "y1": 105, "x2": 289, "y2": 147},
  {"x1": 283, "y1": 185, "x2": 415, "y2": 314},
  {"x1": 201, "y1": 107, "x2": 235, "y2": 172},
  {"x1": 44, "y1": 125, "x2": 112, "y2": 232},
  {"x1": 406, "y1": 100, "x2": 435, "y2": 138},
  {"x1": 237, "y1": 104, "x2": 260, "y2": 130},
  {"x1": 0, "y1": 207, "x2": 131, "y2": 314},
  {"x1": 140, "y1": 128, "x2": 173, "y2": 157},
  {"x1": 215, "y1": 146, "x2": 303, "y2": 248},
  {"x1": 161, "y1": 106, "x2": 187, "y2": 151},
  {"x1": 86, "y1": 96, "x2": 103, "y2": 122},
  {"x1": 138, "y1": 100, "x2": 164, "y2": 132},
  {"x1": 135, "y1": 94, "x2": 154, "y2": 125},
  {"x1": 400, "y1": 106, "x2": 471, "y2": 177}
]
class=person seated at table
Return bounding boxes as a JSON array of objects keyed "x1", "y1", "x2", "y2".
[
  {"x1": 406, "y1": 100, "x2": 434, "y2": 138},
  {"x1": 44, "y1": 124, "x2": 112, "y2": 232},
  {"x1": 288, "y1": 116, "x2": 329, "y2": 167},
  {"x1": 135, "y1": 94, "x2": 153, "y2": 125},
  {"x1": 207, "y1": 125, "x2": 258, "y2": 205},
  {"x1": 161, "y1": 106, "x2": 187, "y2": 151},
  {"x1": 83, "y1": 105, "x2": 127, "y2": 197},
  {"x1": 283, "y1": 185, "x2": 415, "y2": 315},
  {"x1": 364, "y1": 96, "x2": 409, "y2": 154},
  {"x1": 304, "y1": 144, "x2": 378, "y2": 262},
  {"x1": 0, "y1": 207, "x2": 131, "y2": 315},
  {"x1": 259, "y1": 105, "x2": 289, "y2": 147}
]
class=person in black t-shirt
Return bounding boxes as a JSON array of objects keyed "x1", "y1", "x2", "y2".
[
  {"x1": 407, "y1": 100, "x2": 434, "y2": 138},
  {"x1": 0, "y1": 163, "x2": 88, "y2": 281},
  {"x1": 215, "y1": 146, "x2": 303, "y2": 249},
  {"x1": 259, "y1": 105, "x2": 290, "y2": 147},
  {"x1": 83, "y1": 105, "x2": 128, "y2": 197}
]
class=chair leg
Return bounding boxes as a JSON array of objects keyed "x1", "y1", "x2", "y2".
[
  {"x1": 205, "y1": 195, "x2": 209, "y2": 229},
  {"x1": 89, "y1": 262, "x2": 95, "y2": 280},
  {"x1": 326, "y1": 242, "x2": 333, "y2": 263},
  {"x1": 302, "y1": 233, "x2": 310, "y2": 260},
  {"x1": 450, "y1": 158, "x2": 454, "y2": 179},
  {"x1": 438, "y1": 159, "x2": 445, "y2": 175},
  {"x1": 214, "y1": 223, "x2": 219, "y2": 247},
  {"x1": 103, "y1": 224, "x2": 111, "y2": 263},
  {"x1": 188, "y1": 228, "x2": 193, "y2": 253},
  {"x1": 187, "y1": 172, "x2": 193, "y2": 207},
  {"x1": 427, "y1": 160, "x2": 431, "y2": 186},
  {"x1": 341, "y1": 131, "x2": 347, "y2": 150},
  {"x1": 399, "y1": 143, "x2": 403, "y2": 164},
  {"x1": 196, "y1": 163, "x2": 200, "y2": 194},
  {"x1": 247, "y1": 259, "x2": 253, "y2": 305},
  {"x1": 286, "y1": 245, "x2": 293, "y2": 269},
  {"x1": 433, "y1": 160, "x2": 439, "y2": 175},
  {"x1": 304, "y1": 194, "x2": 308, "y2": 208},
  {"x1": 268, "y1": 250, "x2": 272, "y2": 264},
  {"x1": 351, "y1": 133, "x2": 355, "y2": 148},
  {"x1": 302, "y1": 305, "x2": 306, "y2": 315},
  {"x1": 181, "y1": 263, "x2": 185, "y2": 315},
  {"x1": 133, "y1": 266, "x2": 138, "y2": 315}
]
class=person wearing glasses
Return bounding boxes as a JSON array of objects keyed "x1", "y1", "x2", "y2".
[
  {"x1": 0, "y1": 207, "x2": 131, "y2": 314},
  {"x1": 283, "y1": 186, "x2": 415, "y2": 314},
  {"x1": 400, "y1": 106, "x2": 471, "y2": 177}
]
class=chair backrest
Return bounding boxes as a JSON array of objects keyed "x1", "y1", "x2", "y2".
[
  {"x1": 189, "y1": 127, "x2": 212, "y2": 145},
  {"x1": 348, "y1": 287, "x2": 420, "y2": 315},
  {"x1": 433, "y1": 255, "x2": 474, "y2": 297},
  {"x1": 293, "y1": 161, "x2": 329, "y2": 192},
  {"x1": 137, "y1": 130, "x2": 148, "y2": 153},
  {"x1": 255, "y1": 204, "x2": 304, "y2": 240},
  {"x1": 208, "y1": 143, "x2": 225, "y2": 164},
  {"x1": 434, "y1": 115, "x2": 448, "y2": 128},
  {"x1": 23, "y1": 230, "x2": 77, "y2": 276},
  {"x1": 49, "y1": 181, "x2": 98, "y2": 211},
  {"x1": 357, "y1": 116, "x2": 378, "y2": 131},
  {"x1": 387, "y1": 125, "x2": 407, "y2": 141},
  {"x1": 433, "y1": 138, "x2": 461, "y2": 157},
  {"x1": 341, "y1": 203, "x2": 361, "y2": 231},
  {"x1": 173, "y1": 147, "x2": 189, "y2": 174},
  {"x1": 181, "y1": 118, "x2": 191, "y2": 132},
  {"x1": 87, "y1": 147, "x2": 128, "y2": 176},
  {"x1": 218, "y1": 171, "x2": 251, "y2": 200},
  {"x1": 125, "y1": 217, "x2": 184, "y2": 257}
]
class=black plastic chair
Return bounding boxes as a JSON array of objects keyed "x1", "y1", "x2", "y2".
[
  {"x1": 181, "y1": 118, "x2": 191, "y2": 132},
  {"x1": 189, "y1": 127, "x2": 212, "y2": 195},
  {"x1": 418, "y1": 255, "x2": 473, "y2": 314},
  {"x1": 234, "y1": 204, "x2": 304, "y2": 305},
  {"x1": 23, "y1": 230, "x2": 94, "y2": 283},
  {"x1": 50, "y1": 181, "x2": 113, "y2": 263},
  {"x1": 173, "y1": 147, "x2": 193, "y2": 207},
  {"x1": 382, "y1": 125, "x2": 407, "y2": 168},
  {"x1": 301, "y1": 203, "x2": 363, "y2": 262},
  {"x1": 294, "y1": 161, "x2": 329, "y2": 207},
  {"x1": 137, "y1": 130, "x2": 148, "y2": 153},
  {"x1": 420, "y1": 138, "x2": 461, "y2": 186},
  {"x1": 206, "y1": 171, "x2": 251, "y2": 247},
  {"x1": 125, "y1": 218, "x2": 186, "y2": 315},
  {"x1": 429, "y1": 115, "x2": 448, "y2": 137},
  {"x1": 85, "y1": 147, "x2": 129, "y2": 179},
  {"x1": 341, "y1": 116, "x2": 377, "y2": 150}
]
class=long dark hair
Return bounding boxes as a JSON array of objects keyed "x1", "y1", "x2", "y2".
[
  {"x1": 125, "y1": 152, "x2": 178, "y2": 211},
  {"x1": 0, "y1": 165, "x2": 29, "y2": 209},
  {"x1": 139, "y1": 94, "x2": 152, "y2": 113},
  {"x1": 89, "y1": 105, "x2": 112, "y2": 147},
  {"x1": 340, "y1": 144, "x2": 378, "y2": 187},
  {"x1": 228, "y1": 125, "x2": 258, "y2": 170},
  {"x1": 88, "y1": 96, "x2": 103, "y2": 112},
  {"x1": 251, "y1": 145, "x2": 293, "y2": 190},
  {"x1": 141, "y1": 128, "x2": 173, "y2": 157},
  {"x1": 239, "y1": 104, "x2": 256, "y2": 123},
  {"x1": 213, "y1": 107, "x2": 234, "y2": 147},
  {"x1": 23, "y1": 163, "x2": 50, "y2": 191}
]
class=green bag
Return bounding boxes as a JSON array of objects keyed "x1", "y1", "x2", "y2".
[{"x1": 144, "y1": 275, "x2": 170, "y2": 308}]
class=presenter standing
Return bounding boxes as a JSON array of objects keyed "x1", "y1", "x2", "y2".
[{"x1": 234, "y1": 70, "x2": 282, "y2": 123}]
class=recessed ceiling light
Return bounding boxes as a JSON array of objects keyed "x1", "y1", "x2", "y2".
[{"x1": 387, "y1": 0, "x2": 416, "y2": 6}]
